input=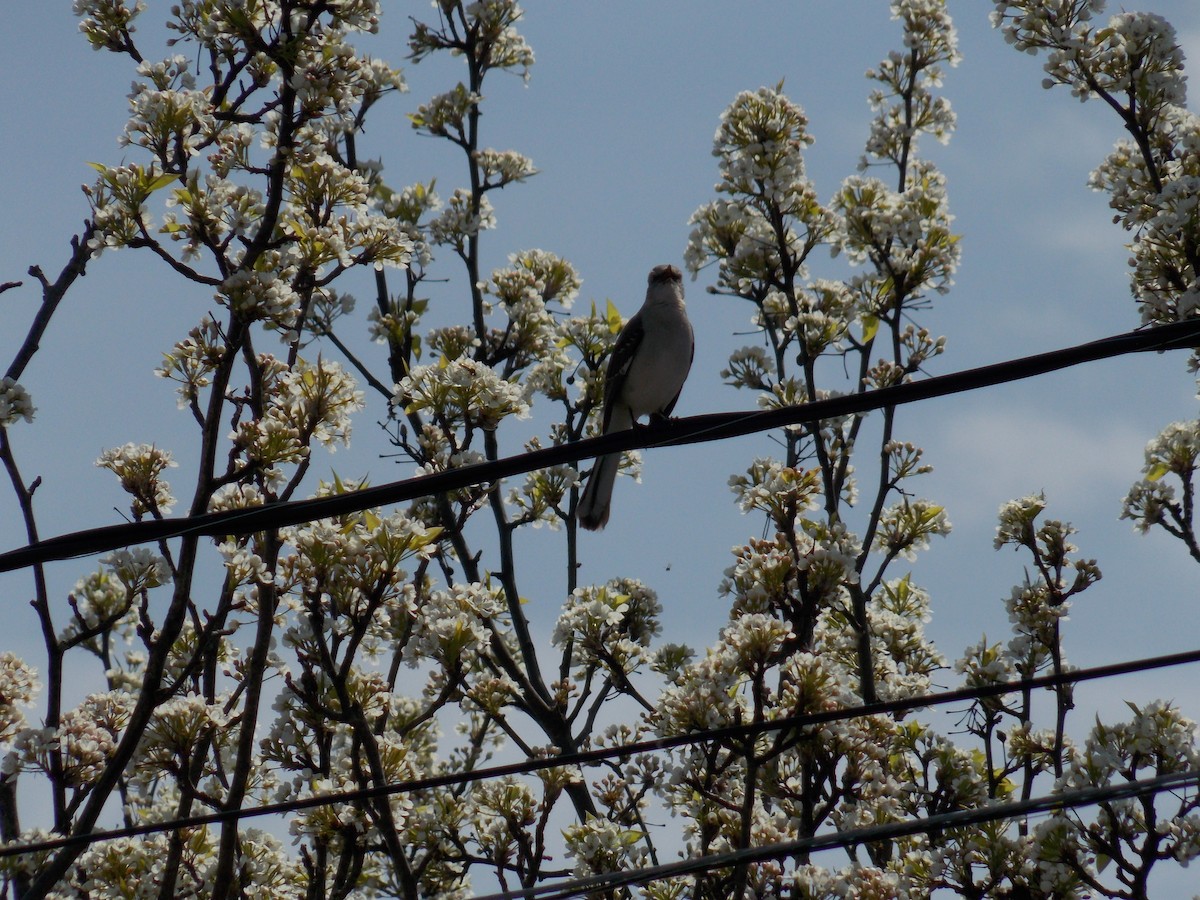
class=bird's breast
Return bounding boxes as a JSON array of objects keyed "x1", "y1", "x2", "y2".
[{"x1": 618, "y1": 306, "x2": 693, "y2": 418}]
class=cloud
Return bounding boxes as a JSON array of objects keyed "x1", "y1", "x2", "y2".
[{"x1": 920, "y1": 399, "x2": 1150, "y2": 530}]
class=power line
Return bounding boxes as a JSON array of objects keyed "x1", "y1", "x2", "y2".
[
  {"x1": 3, "y1": 317, "x2": 1199, "y2": 889},
  {"x1": 1, "y1": 318, "x2": 1198, "y2": 573},
  {"x1": 471, "y1": 767, "x2": 1200, "y2": 900},
  {"x1": 3, "y1": 645, "x2": 1198, "y2": 861}
]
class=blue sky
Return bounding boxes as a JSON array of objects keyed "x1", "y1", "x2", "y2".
[{"x1": 3, "y1": 2, "x2": 1200, "y2": 873}]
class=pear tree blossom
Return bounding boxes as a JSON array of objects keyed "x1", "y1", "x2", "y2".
[
  {"x1": 0, "y1": 381, "x2": 35, "y2": 428},
  {"x1": 685, "y1": 0, "x2": 959, "y2": 711},
  {"x1": 3, "y1": 1, "x2": 1200, "y2": 898}
]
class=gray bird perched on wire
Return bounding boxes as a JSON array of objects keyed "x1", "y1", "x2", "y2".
[{"x1": 576, "y1": 264, "x2": 694, "y2": 531}]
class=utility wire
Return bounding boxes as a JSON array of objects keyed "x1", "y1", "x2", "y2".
[
  {"x1": 1, "y1": 318, "x2": 1198, "y2": 573},
  {"x1": 471, "y1": 767, "x2": 1200, "y2": 900},
  {"x1": 3, "y1": 645, "x2": 1198, "y2": 861}
]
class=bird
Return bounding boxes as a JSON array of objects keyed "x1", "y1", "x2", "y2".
[{"x1": 576, "y1": 263, "x2": 694, "y2": 531}]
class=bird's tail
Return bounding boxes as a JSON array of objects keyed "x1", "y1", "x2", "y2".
[
  {"x1": 577, "y1": 452, "x2": 620, "y2": 530},
  {"x1": 576, "y1": 406, "x2": 632, "y2": 531}
]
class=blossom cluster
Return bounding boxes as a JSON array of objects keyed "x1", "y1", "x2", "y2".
[
  {"x1": 863, "y1": 0, "x2": 960, "y2": 167},
  {"x1": 397, "y1": 356, "x2": 529, "y2": 432},
  {"x1": 685, "y1": 85, "x2": 836, "y2": 298},
  {"x1": 82, "y1": 9, "x2": 413, "y2": 339},
  {"x1": 0, "y1": 377, "x2": 36, "y2": 426},
  {"x1": 0, "y1": 653, "x2": 37, "y2": 751},
  {"x1": 993, "y1": 1, "x2": 1199, "y2": 325},
  {"x1": 1028, "y1": 702, "x2": 1200, "y2": 894},
  {"x1": 1125, "y1": 417, "x2": 1200, "y2": 532},
  {"x1": 552, "y1": 579, "x2": 662, "y2": 678},
  {"x1": 95, "y1": 442, "x2": 177, "y2": 516},
  {"x1": 836, "y1": 160, "x2": 959, "y2": 301},
  {"x1": 683, "y1": 4, "x2": 959, "y2": 737}
]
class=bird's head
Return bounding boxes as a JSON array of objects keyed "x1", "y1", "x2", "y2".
[{"x1": 648, "y1": 264, "x2": 683, "y2": 285}]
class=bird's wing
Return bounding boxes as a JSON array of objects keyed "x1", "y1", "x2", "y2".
[
  {"x1": 600, "y1": 310, "x2": 644, "y2": 433},
  {"x1": 657, "y1": 321, "x2": 694, "y2": 419}
]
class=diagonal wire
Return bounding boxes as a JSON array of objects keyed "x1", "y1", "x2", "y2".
[
  {"x1": 1, "y1": 318, "x2": 1199, "y2": 573},
  {"x1": 471, "y1": 767, "x2": 1200, "y2": 900},
  {"x1": 2, "y1": 645, "x2": 1198, "y2": 861}
]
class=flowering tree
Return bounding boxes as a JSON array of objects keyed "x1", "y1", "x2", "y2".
[{"x1": 0, "y1": 1, "x2": 1197, "y2": 898}]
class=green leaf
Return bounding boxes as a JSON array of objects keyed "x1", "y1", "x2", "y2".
[
  {"x1": 861, "y1": 314, "x2": 879, "y2": 344},
  {"x1": 146, "y1": 173, "x2": 179, "y2": 193},
  {"x1": 1146, "y1": 462, "x2": 1171, "y2": 482},
  {"x1": 605, "y1": 299, "x2": 623, "y2": 333}
]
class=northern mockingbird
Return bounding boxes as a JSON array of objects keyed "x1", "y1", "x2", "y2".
[{"x1": 577, "y1": 264, "x2": 694, "y2": 531}]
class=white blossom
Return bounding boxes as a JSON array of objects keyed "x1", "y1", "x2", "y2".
[
  {"x1": 0, "y1": 378, "x2": 35, "y2": 426},
  {"x1": 96, "y1": 442, "x2": 177, "y2": 514},
  {"x1": 397, "y1": 356, "x2": 529, "y2": 430},
  {"x1": 101, "y1": 547, "x2": 172, "y2": 592}
]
